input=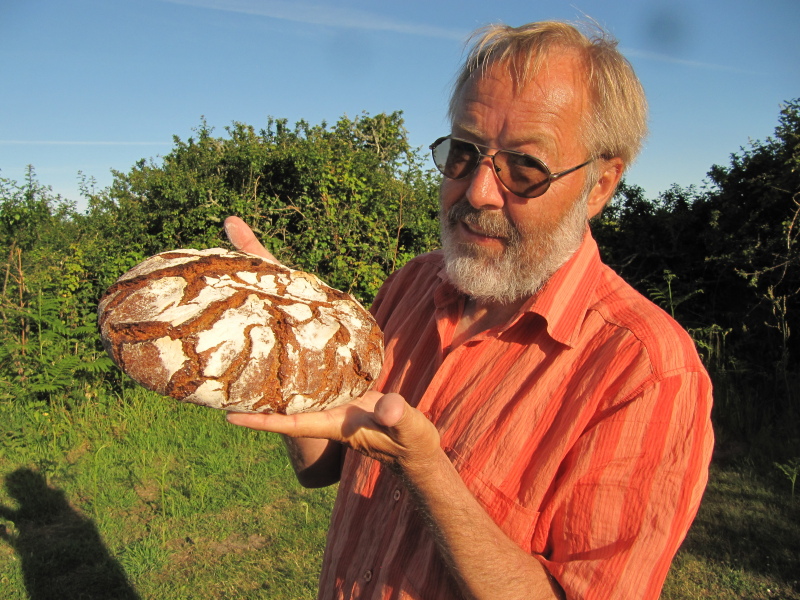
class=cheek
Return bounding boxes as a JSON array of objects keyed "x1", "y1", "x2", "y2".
[
  {"x1": 505, "y1": 202, "x2": 550, "y2": 237},
  {"x1": 439, "y1": 178, "x2": 468, "y2": 211},
  {"x1": 512, "y1": 181, "x2": 585, "y2": 234}
]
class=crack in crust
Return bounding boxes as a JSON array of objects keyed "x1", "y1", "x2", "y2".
[{"x1": 97, "y1": 249, "x2": 384, "y2": 414}]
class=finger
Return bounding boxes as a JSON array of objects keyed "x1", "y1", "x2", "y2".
[
  {"x1": 226, "y1": 407, "x2": 348, "y2": 440},
  {"x1": 223, "y1": 216, "x2": 278, "y2": 262}
]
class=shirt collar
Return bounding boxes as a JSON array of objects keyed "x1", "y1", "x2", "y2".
[
  {"x1": 522, "y1": 231, "x2": 602, "y2": 348},
  {"x1": 433, "y1": 231, "x2": 602, "y2": 348}
]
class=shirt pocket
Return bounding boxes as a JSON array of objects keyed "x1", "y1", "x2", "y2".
[{"x1": 445, "y1": 446, "x2": 540, "y2": 554}]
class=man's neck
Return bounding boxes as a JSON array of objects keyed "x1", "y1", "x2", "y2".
[{"x1": 451, "y1": 295, "x2": 527, "y2": 349}]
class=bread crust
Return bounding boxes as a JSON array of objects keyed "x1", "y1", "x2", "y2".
[{"x1": 97, "y1": 248, "x2": 384, "y2": 414}]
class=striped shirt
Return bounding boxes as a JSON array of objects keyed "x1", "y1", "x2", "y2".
[{"x1": 318, "y1": 232, "x2": 714, "y2": 600}]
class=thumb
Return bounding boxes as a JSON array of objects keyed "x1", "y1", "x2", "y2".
[
  {"x1": 372, "y1": 394, "x2": 441, "y2": 470},
  {"x1": 224, "y1": 216, "x2": 278, "y2": 263},
  {"x1": 373, "y1": 393, "x2": 411, "y2": 429}
]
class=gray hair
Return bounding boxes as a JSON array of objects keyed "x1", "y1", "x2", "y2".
[{"x1": 449, "y1": 21, "x2": 648, "y2": 169}]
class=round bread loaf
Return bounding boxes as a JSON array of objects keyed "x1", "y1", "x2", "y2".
[{"x1": 97, "y1": 248, "x2": 384, "y2": 414}]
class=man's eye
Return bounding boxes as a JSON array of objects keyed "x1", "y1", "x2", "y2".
[
  {"x1": 450, "y1": 142, "x2": 476, "y2": 157},
  {"x1": 450, "y1": 152, "x2": 473, "y2": 162},
  {"x1": 506, "y1": 153, "x2": 545, "y2": 173}
]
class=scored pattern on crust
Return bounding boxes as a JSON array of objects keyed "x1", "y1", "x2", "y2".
[{"x1": 97, "y1": 249, "x2": 384, "y2": 414}]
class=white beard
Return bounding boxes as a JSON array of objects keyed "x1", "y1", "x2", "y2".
[{"x1": 440, "y1": 195, "x2": 588, "y2": 304}]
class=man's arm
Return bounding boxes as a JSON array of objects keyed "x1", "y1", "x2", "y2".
[
  {"x1": 282, "y1": 436, "x2": 343, "y2": 488},
  {"x1": 224, "y1": 216, "x2": 561, "y2": 595},
  {"x1": 227, "y1": 391, "x2": 563, "y2": 600},
  {"x1": 224, "y1": 216, "x2": 344, "y2": 488},
  {"x1": 401, "y1": 429, "x2": 565, "y2": 599}
]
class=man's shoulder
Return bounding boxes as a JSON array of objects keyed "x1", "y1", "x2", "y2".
[
  {"x1": 370, "y1": 251, "x2": 444, "y2": 317},
  {"x1": 401, "y1": 250, "x2": 445, "y2": 269},
  {"x1": 590, "y1": 264, "x2": 706, "y2": 375},
  {"x1": 383, "y1": 250, "x2": 444, "y2": 287}
]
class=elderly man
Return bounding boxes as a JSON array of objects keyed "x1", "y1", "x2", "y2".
[{"x1": 225, "y1": 21, "x2": 714, "y2": 600}]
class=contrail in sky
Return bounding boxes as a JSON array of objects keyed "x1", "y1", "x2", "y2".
[
  {"x1": 0, "y1": 141, "x2": 170, "y2": 146},
  {"x1": 161, "y1": 0, "x2": 468, "y2": 40},
  {"x1": 622, "y1": 47, "x2": 758, "y2": 75},
  {"x1": 161, "y1": 0, "x2": 750, "y2": 74}
]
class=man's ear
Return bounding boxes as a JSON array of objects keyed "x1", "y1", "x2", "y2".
[{"x1": 586, "y1": 157, "x2": 625, "y2": 219}]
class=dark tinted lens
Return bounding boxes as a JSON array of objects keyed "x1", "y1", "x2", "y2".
[
  {"x1": 432, "y1": 138, "x2": 480, "y2": 179},
  {"x1": 495, "y1": 151, "x2": 550, "y2": 197}
]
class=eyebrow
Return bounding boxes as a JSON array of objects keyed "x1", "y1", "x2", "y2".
[{"x1": 451, "y1": 124, "x2": 557, "y2": 157}]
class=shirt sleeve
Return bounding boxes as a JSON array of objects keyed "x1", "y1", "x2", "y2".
[{"x1": 535, "y1": 369, "x2": 714, "y2": 600}]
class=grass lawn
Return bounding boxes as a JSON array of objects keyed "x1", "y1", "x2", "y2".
[
  {"x1": 662, "y1": 461, "x2": 800, "y2": 599},
  {"x1": 0, "y1": 389, "x2": 336, "y2": 599},
  {"x1": 1, "y1": 389, "x2": 798, "y2": 599}
]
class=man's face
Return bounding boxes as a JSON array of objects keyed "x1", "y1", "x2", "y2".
[{"x1": 440, "y1": 52, "x2": 595, "y2": 304}]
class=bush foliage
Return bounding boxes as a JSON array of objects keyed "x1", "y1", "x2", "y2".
[
  {"x1": 1, "y1": 103, "x2": 799, "y2": 454},
  {"x1": 594, "y1": 99, "x2": 800, "y2": 446}
]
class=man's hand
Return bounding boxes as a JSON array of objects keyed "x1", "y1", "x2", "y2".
[
  {"x1": 224, "y1": 214, "x2": 349, "y2": 488},
  {"x1": 226, "y1": 391, "x2": 441, "y2": 471},
  {"x1": 222, "y1": 214, "x2": 562, "y2": 599},
  {"x1": 224, "y1": 215, "x2": 278, "y2": 263},
  {"x1": 229, "y1": 392, "x2": 562, "y2": 599},
  {"x1": 222, "y1": 216, "x2": 443, "y2": 475}
]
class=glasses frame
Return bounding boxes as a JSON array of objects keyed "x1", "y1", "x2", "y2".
[{"x1": 430, "y1": 135, "x2": 594, "y2": 199}]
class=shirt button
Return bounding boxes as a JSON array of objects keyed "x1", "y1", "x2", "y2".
[
  {"x1": 393, "y1": 489, "x2": 401, "y2": 501},
  {"x1": 363, "y1": 570, "x2": 373, "y2": 582}
]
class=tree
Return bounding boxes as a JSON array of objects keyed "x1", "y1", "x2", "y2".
[
  {"x1": 595, "y1": 99, "x2": 800, "y2": 441},
  {"x1": 695, "y1": 99, "x2": 800, "y2": 435},
  {"x1": 0, "y1": 171, "x2": 112, "y2": 403},
  {"x1": 107, "y1": 112, "x2": 440, "y2": 304},
  {"x1": 594, "y1": 180, "x2": 708, "y2": 328}
]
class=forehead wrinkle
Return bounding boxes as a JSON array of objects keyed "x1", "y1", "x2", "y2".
[
  {"x1": 450, "y1": 55, "x2": 595, "y2": 170},
  {"x1": 451, "y1": 73, "x2": 567, "y2": 160}
]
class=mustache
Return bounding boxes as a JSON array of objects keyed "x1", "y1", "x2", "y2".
[{"x1": 445, "y1": 200, "x2": 521, "y2": 242}]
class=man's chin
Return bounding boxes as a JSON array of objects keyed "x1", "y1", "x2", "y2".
[
  {"x1": 442, "y1": 251, "x2": 535, "y2": 305},
  {"x1": 449, "y1": 242, "x2": 502, "y2": 262}
]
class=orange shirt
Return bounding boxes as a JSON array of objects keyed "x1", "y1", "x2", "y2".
[{"x1": 318, "y1": 233, "x2": 714, "y2": 600}]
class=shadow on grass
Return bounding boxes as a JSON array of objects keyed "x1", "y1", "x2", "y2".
[{"x1": 0, "y1": 468, "x2": 140, "y2": 600}]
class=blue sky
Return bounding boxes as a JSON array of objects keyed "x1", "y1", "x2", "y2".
[{"x1": 1, "y1": 0, "x2": 798, "y2": 210}]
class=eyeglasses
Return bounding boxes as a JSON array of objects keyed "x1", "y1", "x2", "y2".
[{"x1": 430, "y1": 136, "x2": 594, "y2": 199}]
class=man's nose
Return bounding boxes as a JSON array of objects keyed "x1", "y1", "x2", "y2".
[{"x1": 465, "y1": 156, "x2": 506, "y2": 210}]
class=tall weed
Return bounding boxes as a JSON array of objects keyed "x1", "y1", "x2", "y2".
[{"x1": 0, "y1": 291, "x2": 112, "y2": 403}]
